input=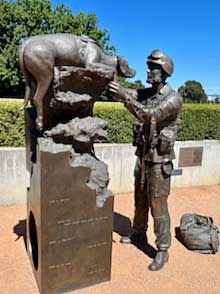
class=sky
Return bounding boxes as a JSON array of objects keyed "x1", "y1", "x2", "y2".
[{"x1": 52, "y1": 0, "x2": 220, "y2": 94}]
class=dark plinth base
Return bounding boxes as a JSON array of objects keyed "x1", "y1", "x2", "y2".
[
  {"x1": 26, "y1": 66, "x2": 114, "y2": 293},
  {"x1": 27, "y1": 140, "x2": 114, "y2": 294}
]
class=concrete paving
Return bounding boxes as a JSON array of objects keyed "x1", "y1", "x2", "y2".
[{"x1": 1, "y1": 185, "x2": 220, "y2": 294}]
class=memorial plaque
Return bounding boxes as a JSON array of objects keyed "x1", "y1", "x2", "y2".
[
  {"x1": 171, "y1": 169, "x2": 183, "y2": 176},
  {"x1": 178, "y1": 147, "x2": 203, "y2": 167}
]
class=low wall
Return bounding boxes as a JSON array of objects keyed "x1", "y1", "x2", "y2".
[{"x1": 0, "y1": 140, "x2": 220, "y2": 205}]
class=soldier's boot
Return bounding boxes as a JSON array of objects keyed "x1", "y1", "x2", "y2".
[
  {"x1": 148, "y1": 250, "x2": 168, "y2": 271},
  {"x1": 120, "y1": 231, "x2": 147, "y2": 244}
]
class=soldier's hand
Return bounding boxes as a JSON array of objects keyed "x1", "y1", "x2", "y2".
[{"x1": 108, "y1": 81, "x2": 126, "y2": 101}]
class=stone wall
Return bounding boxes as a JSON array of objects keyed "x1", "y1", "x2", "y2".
[{"x1": 0, "y1": 140, "x2": 220, "y2": 205}]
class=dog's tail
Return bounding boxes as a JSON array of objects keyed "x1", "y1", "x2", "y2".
[{"x1": 19, "y1": 42, "x2": 31, "y2": 110}]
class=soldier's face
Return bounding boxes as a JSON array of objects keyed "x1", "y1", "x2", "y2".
[{"x1": 147, "y1": 63, "x2": 164, "y2": 84}]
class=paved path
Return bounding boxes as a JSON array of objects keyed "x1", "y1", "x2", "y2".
[{"x1": 1, "y1": 185, "x2": 220, "y2": 294}]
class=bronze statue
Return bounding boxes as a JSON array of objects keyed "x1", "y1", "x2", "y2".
[
  {"x1": 19, "y1": 33, "x2": 135, "y2": 130},
  {"x1": 109, "y1": 49, "x2": 183, "y2": 271},
  {"x1": 22, "y1": 46, "x2": 121, "y2": 292}
]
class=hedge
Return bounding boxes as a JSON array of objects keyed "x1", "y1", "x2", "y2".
[
  {"x1": 0, "y1": 99, "x2": 25, "y2": 147},
  {"x1": 0, "y1": 99, "x2": 220, "y2": 147},
  {"x1": 93, "y1": 102, "x2": 134, "y2": 143},
  {"x1": 94, "y1": 103, "x2": 220, "y2": 142},
  {"x1": 177, "y1": 104, "x2": 220, "y2": 141}
]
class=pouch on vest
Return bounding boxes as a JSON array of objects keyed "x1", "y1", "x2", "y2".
[
  {"x1": 179, "y1": 213, "x2": 219, "y2": 254},
  {"x1": 162, "y1": 160, "x2": 173, "y2": 176},
  {"x1": 157, "y1": 129, "x2": 174, "y2": 155},
  {"x1": 133, "y1": 121, "x2": 144, "y2": 147}
]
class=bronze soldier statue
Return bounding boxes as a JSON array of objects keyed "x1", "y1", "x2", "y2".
[{"x1": 109, "y1": 50, "x2": 183, "y2": 271}]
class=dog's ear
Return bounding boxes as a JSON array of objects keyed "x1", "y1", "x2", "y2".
[
  {"x1": 117, "y1": 56, "x2": 136, "y2": 78},
  {"x1": 117, "y1": 56, "x2": 127, "y2": 75}
]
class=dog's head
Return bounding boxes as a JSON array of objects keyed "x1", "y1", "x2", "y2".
[{"x1": 117, "y1": 56, "x2": 136, "y2": 78}]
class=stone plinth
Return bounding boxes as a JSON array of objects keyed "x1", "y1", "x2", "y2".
[
  {"x1": 42, "y1": 67, "x2": 114, "y2": 129},
  {"x1": 26, "y1": 67, "x2": 114, "y2": 294}
]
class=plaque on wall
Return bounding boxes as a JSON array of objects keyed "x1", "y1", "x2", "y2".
[
  {"x1": 172, "y1": 169, "x2": 183, "y2": 176},
  {"x1": 178, "y1": 147, "x2": 203, "y2": 167}
]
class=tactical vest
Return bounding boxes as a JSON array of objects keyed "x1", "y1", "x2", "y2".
[{"x1": 133, "y1": 87, "x2": 180, "y2": 163}]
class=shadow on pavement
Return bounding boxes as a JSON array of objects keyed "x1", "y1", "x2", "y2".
[
  {"x1": 13, "y1": 214, "x2": 158, "y2": 259},
  {"x1": 114, "y1": 212, "x2": 157, "y2": 259},
  {"x1": 13, "y1": 219, "x2": 27, "y2": 250},
  {"x1": 114, "y1": 212, "x2": 132, "y2": 237},
  {"x1": 175, "y1": 226, "x2": 188, "y2": 249}
]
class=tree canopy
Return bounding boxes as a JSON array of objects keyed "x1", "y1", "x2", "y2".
[
  {"x1": 0, "y1": 0, "x2": 115, "y2": 96},
  {"x1": 178, "y1": 80, "x2": 207, "y2": 103},
  {"x1": 119, "y1": 78, "x2": 145, "y2": 90},
  {"x1": 97, "y1": 78, "x2": 145, "y2": 102}
]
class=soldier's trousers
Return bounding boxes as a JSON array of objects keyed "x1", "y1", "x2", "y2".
[{"x1": 133, "y1": 157, "x2": 172, "y2": 251}]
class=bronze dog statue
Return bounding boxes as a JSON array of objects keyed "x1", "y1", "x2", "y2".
[{"x1": 19, "y1": 33, "x2": 136, "y2": 130}]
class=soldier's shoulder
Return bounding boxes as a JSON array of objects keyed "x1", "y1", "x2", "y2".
[{"x1": 167, "y1": 87, "x2": 183, "y2": 105}]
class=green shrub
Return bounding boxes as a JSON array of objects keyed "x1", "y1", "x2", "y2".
[
  {"x1": 0, "y1": 99, "x2": 25, "y2": 147},
  {"x1": 94, "y1": 102, "x2": 220, "y2": 142},
  {"x1": 93, "y1": 102, "x2": 134, "y2": 143},
  {"x1": 1, "y1": 100, "x2": 220, "y2": 147},
  {"x1": 177, "y1": 104, "x2": 220, "y2": 140}
]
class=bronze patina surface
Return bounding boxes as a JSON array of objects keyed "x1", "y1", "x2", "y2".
[
  {"x1": 27, "y1": 139, "x2": 113, "y2": 293},
  {"x1": 19, "y1": 33, "x2": 135, "y2": 130},
  {"x1": 109, "y1": 49, "x2": 183, "y2": 271},
  {"x1": 23, "y1": 51, "x2": 122, "y2": 292}
]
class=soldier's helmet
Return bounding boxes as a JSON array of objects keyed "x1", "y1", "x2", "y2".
[{"x1": 147, "y1": 50, "x2": 174, "y2": 76}]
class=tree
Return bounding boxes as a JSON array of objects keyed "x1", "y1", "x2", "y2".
[
  {"x1": 118, "y1": 78, "x2": 145, "y2": 90},
  {"x1": 0, "y1": 0, "x2": 115, "y2": 96},
  {"x1": 98, "y1": 78, "x2": 145, "y2": 102},
  {"x1": 215, "y1": 97, "x2": 220, "y2": 104},
  {"x1": 178, "y1": 80, "x2": 207, "y2": 103}
]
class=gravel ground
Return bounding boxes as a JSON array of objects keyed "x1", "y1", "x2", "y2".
[{"x1": 1, "y1": 185, "x2": 220, "y2": 294}]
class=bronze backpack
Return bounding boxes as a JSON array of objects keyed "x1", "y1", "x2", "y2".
[{"x1": 179, "y1": 213, "x2": 219, "y2": 254}]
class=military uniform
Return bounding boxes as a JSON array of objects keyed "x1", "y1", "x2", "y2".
[{"x1": 124, "y1": 83, "x2": 183, "y2": 251}]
